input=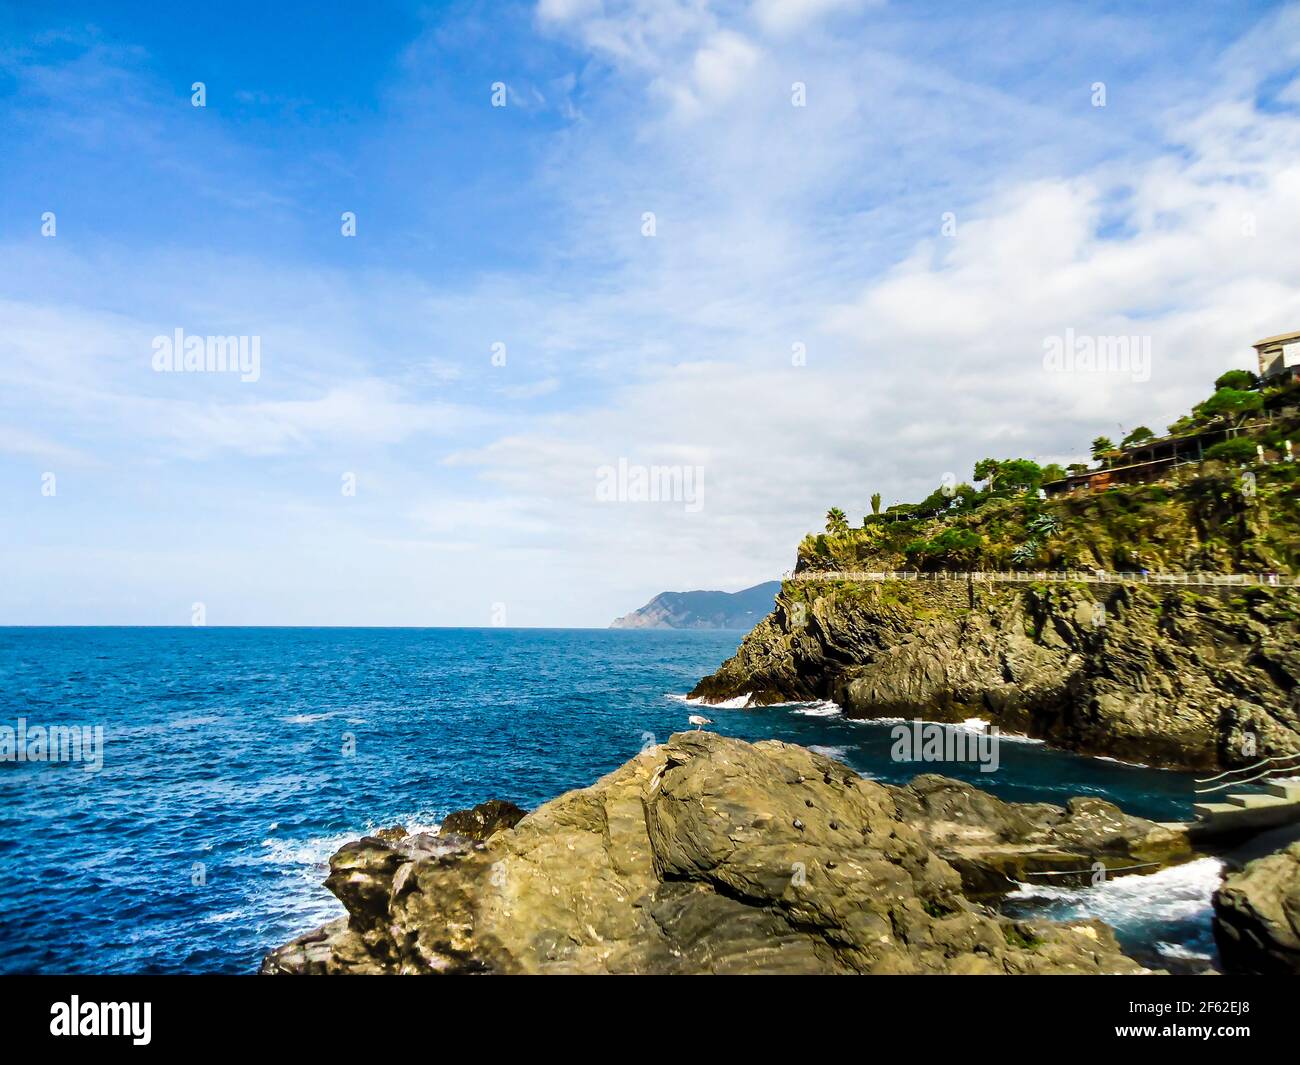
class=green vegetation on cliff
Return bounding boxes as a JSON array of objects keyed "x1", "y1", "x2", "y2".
[
  {"x1": 692, "y1": 366, "x2": 1300, "y2": 769},
  {"x1": 803, "y1": 463, "x2": 1300, "y2": 574},
  {"x1": 809, "y1": 374, "x2": 1300, "y2": 575}
]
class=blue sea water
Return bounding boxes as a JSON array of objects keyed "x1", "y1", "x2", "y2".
[{"x1": 0, "y1": 627, "x2": 1216, "y2": 974}]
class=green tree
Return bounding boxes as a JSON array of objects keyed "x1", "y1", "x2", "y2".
[
  {"x1": 1214, "y1": 369, "x2": 1258, "y2": 392},
  {"x1": 1040, "y1": 463, "x2": 1067, "y2": 484},
  {"x1": 1195, "y1": 388, "x2": 1264, "y2": 424},
  {"x1": 1120, "y1": 426, "x2": 1155, "y2": 449},
  {"x1": 972, "y1": 458, "x2": 1001, "y2": 489},
  {"x1": 998, "y1": 458, "x2": 1044, "y2": 492},
  {"x1": 1090, "y1": 436, "x2": 1115, "y2": 460},
  {"x1": 825, "y1": 507, "x2": 849, "y2": 535},
  {"x1": 870, "y1": 492, "x2": 881, "y2": 516}
]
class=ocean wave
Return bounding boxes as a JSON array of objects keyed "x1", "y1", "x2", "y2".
[
  {"x1": 665, "y1": 692, "x2": 754, "y2": 709},
  {"x1": 808, "y1": 744, "x2": 850, "y2": 760},
  {"x1": 1156, "y1": 941, "x2": 1213, "y2": 961},
  {"x1": 790, "y1": 700, "x2": 842, "y2": 717},
  {"x1": 1007, "y1": 856, "x2": 1224, "y2": 929},
  {"x1": 953, "y1": 717, "x2": 1045, "y2": 745}
]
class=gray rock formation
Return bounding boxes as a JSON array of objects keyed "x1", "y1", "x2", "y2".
[
  {"x1": 1213, "y1": 840, "x2": 1300, "y2": 974},
  {"x1": 689, "y1": 579, "x2": 1300, "y2": 770},
  {"x1": 262, "y1": 733, "x2": 1188, "y2": 975}
]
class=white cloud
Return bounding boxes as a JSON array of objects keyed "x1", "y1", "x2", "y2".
[
  {"x1": 752, "y1": 0, "x2": 877, "y2": 36},
  {"x1": 9, "y1": 4, "x2": 1300, "y2": 624}
]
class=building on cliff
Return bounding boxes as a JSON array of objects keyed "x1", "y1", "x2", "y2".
[
  {"x1": 1254, "y1": 330, "x2": 1300, "y2": 383},
  {"x1": 1041, "y1": 425, "x2": 1254, "y2": 497},
  {"x1": 1042, "y1": 339, "x2": 1300, "y2": 497}
]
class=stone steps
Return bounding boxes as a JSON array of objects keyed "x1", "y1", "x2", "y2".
[
  {"x1": 1264, "y1": 781, "x2": 1300, "y2": 800},
  {"x1": 1227, "y1": 794, "x2": 1293, "y2": 809},
  {"x1": 1191, "y1": 785, "x2": 1300, "y2": 839}
]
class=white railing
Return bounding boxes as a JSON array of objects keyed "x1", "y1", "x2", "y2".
[
  {"x1": 1194, "y1": 751, "x2": 1300, "y2": 795},
  {"x1": 781, "y1": 569, "x2": 1298, "y2": 588}
]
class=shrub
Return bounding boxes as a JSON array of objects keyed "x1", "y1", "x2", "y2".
[
  {"x1": 1195, "y1": 388, "x2": 1263, "y2": 422},
  {"x1": 1203, "y1": 438, "x2": 1258, "y2": 463},
  {"x1": 904, "y1": 527, "x2": 984, "y2": 568},
  {"x1": 1215, "y1": 369, "x2": 1258, "y2": 392}
]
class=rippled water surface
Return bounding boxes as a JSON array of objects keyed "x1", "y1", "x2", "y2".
[{"x1": 0, "y1": 627, "x2": 1206, "y2": 973}]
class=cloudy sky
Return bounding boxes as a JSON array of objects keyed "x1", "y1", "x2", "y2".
[{"x1": 3, "y1": 0, "x2": 1300, "y2": 626}]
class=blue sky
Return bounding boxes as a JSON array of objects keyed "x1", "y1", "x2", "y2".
[{"x1": 3, "y1": 0, "x2": 1300, "y2": 625}]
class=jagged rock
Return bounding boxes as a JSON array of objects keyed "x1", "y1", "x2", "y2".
[
  {"x1": 690, "y1": 580, "x2": 1300, "y2": 770},
  {"x1": 1213, "y1": 840, "x2": 1300, "y2": 974},
  {"x1": 374, "y1": 825, "x2": 408, "y2": 842},
  {"x1": 438, "y1": 799, "x2": 526, "y2": 841},
  {"x1": 262, "y1": 733, "x2": 1167, "y2": 975}
]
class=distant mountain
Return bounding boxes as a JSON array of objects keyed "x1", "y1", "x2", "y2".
[{"x1": 610, "y1": 581, "x2": 780, "y2": 630}]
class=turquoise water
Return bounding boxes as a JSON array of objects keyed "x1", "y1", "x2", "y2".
[{"x1": 0, "y1": 627, "x2": 1209, "y2": 974}]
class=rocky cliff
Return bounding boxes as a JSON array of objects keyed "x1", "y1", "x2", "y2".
[
  {"x1": 262, "y1": 732, "x2": 1190, "y2": 975},
  {"x1": 690, "y1": 578, "x2": 1300, "y2": 770}
]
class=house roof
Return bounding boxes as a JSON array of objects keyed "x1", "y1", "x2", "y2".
[{"x1": 1253, "y1": 330, "x2": 1300, "y2": 349}]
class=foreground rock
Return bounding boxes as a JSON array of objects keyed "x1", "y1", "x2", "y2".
[
  {"x1": 262, "y1": 733, "x2": 1180, "y2": 975},
  {"x1": 1213, "y1": 840, "x2": 1300, "y2": 974},
  {"x1": 690, "y1": 580, "x2": 1300, "y2": 770}
]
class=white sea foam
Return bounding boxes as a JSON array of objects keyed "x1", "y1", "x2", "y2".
[
  {"x1": 665, "y1": 692, "x2": 754, "y2": 709},
  {"x1": 282, "y1": 712, "x2": 335, "y2": 724},
  {"x1": 1156, "y1": 941, "x2": 1213, "y2": 961},
  {"x1": 202, "y1": 909, "x2": 246, "y2": 924},
  {"x1": 790, "y1": 700, "x2": 842, "y2": 717},
  {"x1": 1007, "y1": 856, "x2": 1224, "y2": 931},
  {"x1": 949, "y1": 717, "x2": 1045, "y2": 745},
  {"x1": 239, "y1": 816, "x2": 442, "y2": 876},
  {"x1": 1092, "y1": 753, "x2": 1179, "y2": 770},
  {"x1": 808, "y1": 744, "x2": 851, "y2": 758}
]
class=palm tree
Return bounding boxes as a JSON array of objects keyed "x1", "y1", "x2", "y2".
[
  {"x1": 1090, "y1": 436, "x2": 1115, "y2": 467},
  {"x1": 825, "y1": 507, "x2": 848, "y2": 535},
  {"x1": 870, "y1": 492, "x2": 881, "y2": 516}
]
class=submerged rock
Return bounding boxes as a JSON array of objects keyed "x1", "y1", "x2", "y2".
[
  {"x1": 261, "y1": 733, "x2": 1180, "y2": 975},
  {"x1": 1213, "y1": 840, "x2": 1300, "y2": 974}
]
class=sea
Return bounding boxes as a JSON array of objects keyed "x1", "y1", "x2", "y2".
[{"x1": 0, "y1": 626, "x2": 1221, "y2": 974}]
